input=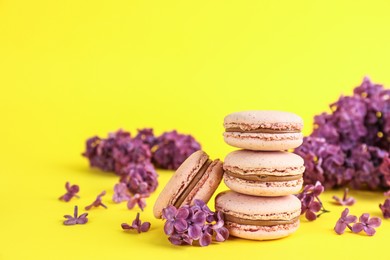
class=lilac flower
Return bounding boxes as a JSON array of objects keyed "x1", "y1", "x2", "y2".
[
  {"x1": 63, "y1": 206, "x2": 88, "y2": 225},
  {"x1": 334, "y1": 208, "x2": 357, "y2": 235},
  {"x1": 152, "y1": 130, "x2": 201, "y2": 170},
  {"x1": 112, "y1": 183, "x2": 131, "y2": 203},
  {"x1": 85, "y1": 191, "x2": 107, "y2": 210},
  {"x1": 134, "y1": 128, "x2": 157, "y2": 148},
  {"x1": 121, "y1": 213, "x2": 151, "y2": 233},
  {"x1": 351, "y1": 213, "x2": 381, "y2": 236},
  {"x1": 332, "y1": 188, "x2": 356, "y2": 206},
  {"x1": 161, "y1": 200, "x2": 229, "y2": 247},
  {"x1": 59, "y1": 182, "x2": 80, "y2": 202},
  {"x1": 211, "y1": 211, "x2": 229, "y2": 242},
  {"x1": 120, "y1": 163, "x2": 158, "y2": 195},
  {"x1": 162, "y1": 206, "x2": 189, "y2": 235},
  {"x1": 294, "y1": 78, "x2": 390, "y2": 190},
  {"x1": 296, "y1": 182, "x2": 329, "y2": 221},
  {"x1": 384, "y1": 190, "x2": 390, "y2": 197},
  {"x1": 379, "y1": 199, "x2": 390, "y2": 219},
  {"x1": 127, "y1": 193, "x2": 148, "y2": 211}
]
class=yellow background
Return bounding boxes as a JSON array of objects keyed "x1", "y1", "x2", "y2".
[{"x1": 1, "y1": 0, "x2": 390, "y2": 259}]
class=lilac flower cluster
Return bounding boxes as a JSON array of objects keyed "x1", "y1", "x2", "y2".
[
  {"x1": 334, "y1": 208, "x2": 381, "y2": 236},
  {"x1": 83, "y1": 128, "x2": 201, "y2": 210},
  {"x1": 162, "y1": 200, "x2": 229, "y2": 247},
  {"x1": 296, "y1": 182, "x2": 329, "y2": 221},
  {"x1": 295, "y1": 78, "x2": 390, "y2": 190}
]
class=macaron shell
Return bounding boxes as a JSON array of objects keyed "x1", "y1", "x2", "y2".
[
  {"x1": 215, "y1": 191, "x2": 301, "y2": 219},
  {"x1": 226, "y1": 220, "x2": 300, "y2": 240},
  {"x1": 153, "y1": 150, "x2": 209, "y2": 219},
  {"x1": 224, "y1": 150, "x2": 305, "y2": 176},
  {"x1": 223, "y1": 132, "x2": 303, "y2": 151},
  {"x1": 224, "y1": 174, "x2": 303, "y2": 196},
  {"x1": 224, "y1": 110, "x2": 303, "y2": 131},
  {"x1": 182, "y1": 159, "x2": 224, "y2": 206}
]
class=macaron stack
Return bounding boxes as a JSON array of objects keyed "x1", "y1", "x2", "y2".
[{"x1": 215, "y1": 110, "x2": 305, "y2": 240}]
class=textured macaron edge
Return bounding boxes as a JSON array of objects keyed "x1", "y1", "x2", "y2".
[{"x1": 153, "y1": 150, "x2": 209, "y2": 219}]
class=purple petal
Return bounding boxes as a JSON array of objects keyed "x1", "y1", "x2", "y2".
[
  {"x1": 121, "y1": 223, "x2": 132, "y2": 230},
  {"x1": 174, "y1": 219, "x2": 188, "y2": 232},
  {"x1": 341, "y1": 208, "x2": 350, "y2": 218},
  {"x1": 162, "y1": 206, "x2": 176, "y2": 220},
  {"x1": 309, "y1": 201, "x2": 322, "y2": 212},
  {"x1": 359, "y1": 213, "x2": 370, "y2": 223},
  {"x1": 127, "y1": 199, "x2": 136, "y2": 209},
  {"x1": 164, "y1": 221, "x2": 174, "y2": 235},
  {"x1": 334, "y1": 221, "x2": 347, "y2": 235},
  {"x1": 64, "y1": 218, "x2": 77, "y2": 225},
  {"x1": 168, "y1": 236, "x2": 183, "y2": 246},
  {"x1": 63, "y1": 215, "x2": 72, "y2": 219},
  {"x1": 199, "y1": 232, "x2": 212, "y2": 247},
  {"x1": 305, "y1": 210, "x2": 317, "y2": 221},
  {"x1": 192, "y1": 211, "x2": 206, "y2": 225},
  {"x1": 215, "y1": 227, "x2": 229, "y2": 242},
  {"x1": 345, "y1": 215, "x2": 357, "y2": 224},
  {"x1": 352, "y1": 223, "x2": 364, "y2": 233},
  {"x1": 367, "y1": 217, "x2": 381, "y2": 227},
  {"x1": 76, "y1": 217, "x2": 88, "y2": 224},
  {"x1": 363, "y1": 226, "x2": 376, "y2": 236},
  {"x1": 140, "y1": 222, "x2": 151, "y2": 232},
  {"x1": 176, "y1": 207, "x2": 190, "y2": 219},
  {"x1": 188, "y1": 225, "x2": 201, "y2": 240}
]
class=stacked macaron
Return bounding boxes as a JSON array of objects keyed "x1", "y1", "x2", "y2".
[{"x1": 215, "y1": 110, "x2": 305, "y2": 240}]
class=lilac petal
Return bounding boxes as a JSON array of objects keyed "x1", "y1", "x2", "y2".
[
  {"x1": 164, "y1": 221, "x2": 174, "y2": 235},
  {"x1": 84, "y1": 204, "x2": 93, "y2": 210},
  {"x1": 344, "y1": 215, "x2": 357, "y2": 224},
  {"x1": 168, "y1": 236, "x2": 183, "y2": 245},
  {"x1": 162, "y1": 206, "x2": 176, "y2": 220},
  {"x1": 127, "y1": 199, "x2": 136, "y2": 210},
  {"x1": 309, "y1": 201, "x2": 322, "y2": 212},
  {"x1": 174, "y1": 218, "x2": 188, "y2": 232},
  {"x1": 182, "y1": 235, "x2": 193, "y2": 245},
  {"x1": 359, "y1": 213, "x2": 370, "y2": 223},
  {"x1": 215, "y1": 228, "x2": 229, "y2": 242},
  {"x1": 188, "y1": 224, "x2": 201, "y2": 240},
  {"x1": 63, "y1": 215, "x2": 73, "y2": 219},
  {"x1": 199, "y1": 232, "x2": 212, "y2": 247},
  {"x1": 192, "y1": 211, "x2": 206, "y2": 225},
  {"x1": 334, "y1": 221, "x2": 347, "y2": 235},
  {"x1": 121, "y1": 223, "x2": 132, "y2": 230},
  {"x1": 344, "y1": 198, "x2": 356, "y2": 206},
  {"x1": 352, "y1": 223, "x2": 364, "y2": 233},
  {"x1": 305, "y1": 210, "x2": 317, "y2": 221},
  {"x1": 176, "y1": 207, "x2": 190, "y2": 219},
  {"x1": 341, "y1": 208, "x2": 350, "y2": 218},
  {"x1": 368, "y1": 217, "x2": 381, "y2": 227},
  {"x1": 79, "y1": 213, "x2": 88, "y2": 219},
  {"x1": 140, "y1": 222, "x2": 151, "y2": 232},
  {"x1": 76, "y1": 217, "x2": 88, "y2": 224},
  {"x1": 64, "y1": 219, "x2": 77, "y2": 225},
  {"x1": 363, "y1": 226, "x2": 377, "y2": 236}
]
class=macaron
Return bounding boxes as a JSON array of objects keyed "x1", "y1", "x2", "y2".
[
  {"x1": 223, "y1": 150, "x2": 304, "y2": 196},
  {"x1": 153, "y1": 150, "x2": 224, "y2": 219},
  {"x1": 215, "y1": 191, "x2": 301, "y2": 240},
  {"x1": 223, "y1": 110, "x2": 303, "y2": 151}
]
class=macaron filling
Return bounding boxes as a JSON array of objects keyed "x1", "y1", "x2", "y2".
[
  {"x1": 224, "y1": 214, "x2": 300, "y2": 226},
  {"x1": 225, "y1": 171, "x2": 302, "y2": 182},
  {"x1": 172, "y1": 159, "x2": 212, "y2": 208},
  {"x1": 225, "y1": 128, "x2": 300, "y2": 134}
]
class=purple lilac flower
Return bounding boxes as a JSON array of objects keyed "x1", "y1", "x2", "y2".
[
  {"x1": 295, "y1": 78, "x2": 390, "y2": 190},
  {"x1": 127, "y1": 193, "x2": 148, "y2": 211},
  {"x1": 85, "y1": 191, "x2": 107, "y2": 210},
  {"x1": 332, "y1": 188, "x2": 356, "y2": 206},
  {"x1": 59, "y1": 182, "x2": 80, "y2": 202},
  {"x1": 379, "y1": 199, "x2": 390, "y2": 219},
  {"x1": 351, "y1": 213, "x2": 381, "y2": 236},
  {"x1": 296, "y1": 182, "x2": 329, "y2": 221},
  {"x1": 121, "y1": 213, "x2": 151, "y2": 233},
  {"x1": 152, "y1": 130, "x2": 201, "y2": 170},
  {"x1": 161, "y1": 200, "x2": 229, "y2": 247},
  {"x1": 134, "y1": 128, "x2": 157, "y2": 148},
  {"x1": 112, "y1": 183, "x2": 131, "y2": 203},
  {"x1": 119, "y1": 163, "x2": 158, "y2": 195},
  {"x1": 63, "y1": 206, "x2": 88, "y2": 225},
  {"x1": 334, "y1": 208, "x2": 357, "y2": 235}
]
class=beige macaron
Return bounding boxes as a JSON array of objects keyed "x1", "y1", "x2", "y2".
[
  {"x1": 223, "y1": 110, "x2": 303, "y2": 151},
  {"x1": 153, "y1": 150, "x2": 224, "y2": 219},
  {"x1": 215, "y1": 191, "x2": 301, "y2": 240},
  {"x1": 223, "y1": 150, "x2": 304, "y2": 196}
]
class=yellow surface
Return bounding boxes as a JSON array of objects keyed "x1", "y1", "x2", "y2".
[{"x1": 1, "y1": 1, "x2": 390, "y2": 259}]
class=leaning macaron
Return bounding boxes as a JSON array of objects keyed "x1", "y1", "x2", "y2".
[
  {"x1": 223, "y1": 110, "x2": 303, "y2": 151},
  {"x1": 153, "y1": 150, "x2": 224, "y2": 219},
  {"x1": 223, "y1": 150, "x2": 304, "y2": 196},
  {"x1": 215, "y1": 191, "x2": 301, "y2": 240}
]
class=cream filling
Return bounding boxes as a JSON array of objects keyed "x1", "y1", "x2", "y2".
[{"x1": 225, "y1": 171, "x2": 302, "y2": 182}]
